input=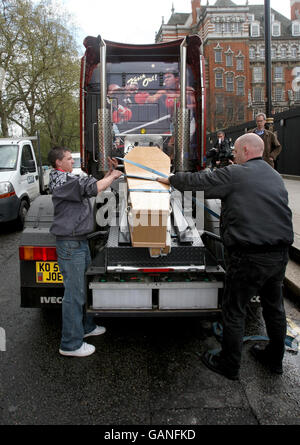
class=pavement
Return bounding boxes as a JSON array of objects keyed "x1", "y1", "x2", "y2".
[
  {"x1": 282, "y1": 176, "x2": 300, "y2": 301},
  {"x1": 0, "y1": 178, "x2": 299, "y2": 427}
]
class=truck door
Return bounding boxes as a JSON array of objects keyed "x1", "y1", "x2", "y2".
[{"x1": 19, "y1": 144, "x2": 40, "y2": 201}]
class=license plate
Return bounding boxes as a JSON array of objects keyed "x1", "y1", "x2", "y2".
[{"x1": 36, "y1": 262, "x2": 63, "y2": 283}]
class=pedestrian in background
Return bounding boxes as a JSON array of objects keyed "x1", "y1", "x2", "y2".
[
  {"x1": 206, "y1": 130, "x2": 233, "y2": 169},
  {"x1": 157, "y1": 133, "x2": 293, "y2": 380},
  {"x1": 248, "y1": 112, "x2": 281, "y2": 169}
]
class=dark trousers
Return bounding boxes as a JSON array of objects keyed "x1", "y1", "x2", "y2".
[{"x1": 220, "y1": 249, "x2": 288, "y2": 372}]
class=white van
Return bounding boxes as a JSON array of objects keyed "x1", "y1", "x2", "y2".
[
  {"x1": 72, "y1": 152, "x2": 87, "y2": 177},
  {"x1": 0, "y1": 138, "x2": 48, "y2": 228}
]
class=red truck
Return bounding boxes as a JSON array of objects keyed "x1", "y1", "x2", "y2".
[{"x1": 19, "y1": 34, "x2": 225, "y2": 317}]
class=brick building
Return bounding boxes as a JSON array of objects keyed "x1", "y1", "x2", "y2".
[{"x1": 155, "y1": 0, "x2": 300, "y2": 133}]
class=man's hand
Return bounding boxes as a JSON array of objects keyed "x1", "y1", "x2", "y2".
[
  {"x1": 97, "y1": 169, "x2": 122, "y2": 193},
  {"x1": 104, "y1": 157, "x2": 120, "y2": 178},
  {"x1": 156, "y1": 176, "x2": 170, "y2": 185},
  {"x1": 109, "y1": 169, "x2": 123, "y2": 180},
  {"x1": 109, "y1": 156, "x2": 119, "y2": 169},
  {"x1": 98, "y1": 158, "x2": 122, "y2": 193}
]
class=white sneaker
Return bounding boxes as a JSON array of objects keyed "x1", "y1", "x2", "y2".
[
  {"x1": 84, "y1": 325, "x2": 106, "y2": 338},
  {"x1": 59, "y1": 342, "x2": 95, "y2": 357}
]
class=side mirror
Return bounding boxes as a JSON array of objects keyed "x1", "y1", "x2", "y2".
[{"x1": 21, "y1": 160, "x2": 36, "y2": 174}]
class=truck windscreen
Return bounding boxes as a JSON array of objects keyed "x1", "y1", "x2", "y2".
[{"x1": 89, "y1": 61, "x2": 196, "y2": 137}]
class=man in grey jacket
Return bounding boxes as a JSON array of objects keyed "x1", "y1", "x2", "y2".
[
  {"x1": 158, "y1": 133, "x2": 293, "y2": 380},
  {"x1": 48, "y1": 147, "x2": 122, "y2": 357}
]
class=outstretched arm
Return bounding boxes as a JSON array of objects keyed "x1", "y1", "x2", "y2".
[{"x1": 97, "y1": 157, "x2": 122, "y2": 192}]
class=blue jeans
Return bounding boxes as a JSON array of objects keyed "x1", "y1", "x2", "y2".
[
  {"x1": 56, "y1": 239, "x2": 96, "y2": 351},
  {"x1": 221, "y1": 249, "x2": 288, "y2": 372}
]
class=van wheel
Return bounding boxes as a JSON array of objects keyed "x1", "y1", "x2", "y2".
[{"x1": 16, "y1": 200, "x2": 29, "y2": 230}]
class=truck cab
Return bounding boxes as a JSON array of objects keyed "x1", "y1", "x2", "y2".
[
  {"x1": 19, "y1": 35, "x2": 226, "y2": 317},
  {"x1": 0, "y1": 138, "x2": 44, "y2": 228}
]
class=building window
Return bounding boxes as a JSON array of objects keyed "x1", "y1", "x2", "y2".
[
  {"x1": 224, "y1": 23, "x2": 232, "y2": 33},
  {"x1": 215, "y1": 96, "x2": 224, "y2": 114},
  {"x1": 232, "y1": 23, "x2": 242, "y2": 33},
  {"x1": 236, "y1": 58, "x2": 244, "y2": 71},
  {"x1": 215, "y1": 50, "x2": 222, "y2": 63},
  {"x1": 291, "y1": 46, "x2": 298, "y2": 58},
  {"x1": 226, "y1": 53, "x2": 233, "y2": 67},
  {"x1": 280, "y1": 47, "x2": 287, "y2": 58},
  {"x1": 215, "y1": 71, "x2": 223, "y2": 88},
  {"x1": 274, "y1": 66, "x2": 283, "y2": 81},
  {"x1": 226, "y1": 73, "x2": 234, "y2": 92},
  {"x1": 251, "y1": 23, "x2": 260, "y2": 37},
  {"x1": 295, "y1": 90, "x2": 300, "y2": 101},
  {"x1": 275, "y1": 87, "x2": 284, "y2": 102},
  {"x1": 292, "y1": 22, "x2": 300, "y2": 36},
  {"x1": 272, "y1": 22, "x2": 281, "y2": 37},
  {"x1": 237, "y1": 105, "x2": 245, "y2": 121},
  {"x1": 249, "y1": 47, "x2": 255, "y2": 59},
  {"x1": 253, "y1": 66, "x2": 263, "y2": 82},
  {"x1": 271, "y1": 47, "x2": 276, "y2": 59},
  {"x1": 215, "y1": 22, "x2": 243, "y2": 33},
  {"x1": 253, "y1": 87, "x2": 263, "y2": 102},
  {"x1": 226, "y1": 98, "x2": 234, "y2": 121},
  {"x1": 236, "y1": 78, "x2": 245, "y2": 96},
  {"x1": 259, "y1": 47, "x2": 265, "y2": 58}
]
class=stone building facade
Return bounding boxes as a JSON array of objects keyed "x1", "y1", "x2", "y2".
[{"x1": 155, "y1": 0, "x2": 300, "y2": 132}]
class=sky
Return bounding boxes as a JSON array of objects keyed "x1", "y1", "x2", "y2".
[{"x1": 61, "y1": 0, "x2": 292, "y2": 48}]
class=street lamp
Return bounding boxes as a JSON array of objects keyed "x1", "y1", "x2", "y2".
[{"x1": 264, "y1": 0, "x2": 273, "y2": 129}]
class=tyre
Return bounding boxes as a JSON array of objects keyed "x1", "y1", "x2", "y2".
[{"x1": 16, "y1": 200, "x2": 29, "y2": 230}]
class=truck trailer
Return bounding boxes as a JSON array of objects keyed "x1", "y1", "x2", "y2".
[{"x1": 19, "y1": 35, "x2": 225, "y2": 317}]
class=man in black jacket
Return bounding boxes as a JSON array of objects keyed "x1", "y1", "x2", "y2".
[
  {"x1": 157, "y1": 133, "x2": 293, "y2": 380},
  {"x1": 206, "y1": 131, "x2": 233, "y2": 169}
]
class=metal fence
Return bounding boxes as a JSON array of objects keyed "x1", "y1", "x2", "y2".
[{"x1": 207, "y1": 106, "x2": 300, "y2": 176}]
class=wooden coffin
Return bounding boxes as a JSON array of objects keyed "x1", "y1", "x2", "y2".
[{"x1": 124, "y1": 146, "x2": 171, "y2": 249}]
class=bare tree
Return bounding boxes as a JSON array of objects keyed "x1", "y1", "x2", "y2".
[{"x1": 0, "y1": 0, "x2": 80, "y2": 155}]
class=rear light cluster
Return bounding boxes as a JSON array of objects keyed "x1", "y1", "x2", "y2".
[{"x1": 19, "y1": 246, "x2": 57, "y2": 261}]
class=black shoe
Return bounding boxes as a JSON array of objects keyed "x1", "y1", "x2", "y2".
[
  {"x1": 250, "y1": 344, "x2": 283, "y2": 375},
  {"x1": 201, "y1": 351, "x2": 239, "y2": 381}
]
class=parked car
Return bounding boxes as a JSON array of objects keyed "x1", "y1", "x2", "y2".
[
  {"x1": 72, "y1": 152, "x2": 87, "y2": 177},
  {"x1": 0, "y1": 137, "x2": 49, "y2": 229}
]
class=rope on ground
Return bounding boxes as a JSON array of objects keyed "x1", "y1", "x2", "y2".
[{"x1": 212, "y1": 321, "x2": 299, "y2": 354}]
